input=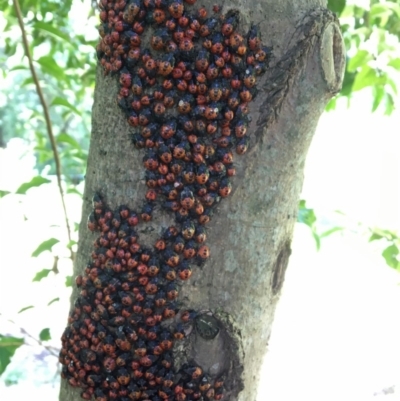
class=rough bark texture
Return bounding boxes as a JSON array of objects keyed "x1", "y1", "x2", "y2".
[{"x1": 59, "y1": 0, "x2": 345, "y2": 400}]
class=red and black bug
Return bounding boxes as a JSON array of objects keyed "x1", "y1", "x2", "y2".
[
  {"x1": 178, "y1": 260, "x2": 192, "y2": 280},
  {"x1": 195, "y1": 49, "x2": 210, "y2": 72},
  {"x1": 236, "y1": 135, "x2": 250, "y2": 155},
  {"x1": 180, "y1": 188, "x2": 195, "y2": 210},
  {"x1": 140, "y1": 202, "x2": 154, "y2": 221},
  {"x1": 61, "y1": 3, "x2": 271, "y2": 400},
  {"x1": 195, "y1": 163, "x2": 210, "y2": 184}
]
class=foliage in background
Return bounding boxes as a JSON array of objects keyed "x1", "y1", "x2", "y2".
[
  {"x1": 328, "y1": 0, "x2": 400, "y2": 114},
  {"x1": 297, "y1": 200, "x2": 344, "y2": 250},
  {"x1": 0, "y1": 0, "x2": 96, "y2": 181},
  {"x1": 0, "y1": 0, "x2": 399, "y2": 383},
  {"x1": 0, "y1": 0, "x2": 96, "y2": 380},
  {"x1": 297, "y1": 201, "x2": 400, "y2": 271},
  {"x1": 369, "y1": 228, "x2": 400, "y2": 270},
  {"x1": 0, "y1": 335, "x2": 24, "y2": 375}
]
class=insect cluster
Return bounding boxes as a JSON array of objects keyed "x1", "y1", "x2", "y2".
[{"x1": 59, "y1": 1, "x2": 270, "y2": 400}]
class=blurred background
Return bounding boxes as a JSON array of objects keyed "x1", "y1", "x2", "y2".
[{"x1": 0, "y1": 0, "x2": 399, "y2": 400}]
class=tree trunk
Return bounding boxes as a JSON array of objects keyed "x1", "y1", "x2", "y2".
[{"x1": 59, "y1": 1, "x2": 345, "y2": 400}]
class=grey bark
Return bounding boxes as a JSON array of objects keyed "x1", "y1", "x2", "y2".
[{"x1": 59, "y1": 0, "x2": 345, "y2": 400}]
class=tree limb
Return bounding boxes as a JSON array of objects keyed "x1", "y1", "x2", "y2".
[{"x1": 13, "y1": 0, "x2": 74, "y2": 260}]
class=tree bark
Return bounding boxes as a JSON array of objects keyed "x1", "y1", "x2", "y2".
[{"x1": 59, "y1": 0, "x2": 345, "y2": 400}]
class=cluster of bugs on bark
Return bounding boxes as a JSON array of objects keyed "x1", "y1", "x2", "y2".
[{"x1": 59, "y1": 1, "x2": 271, "y2": 400}]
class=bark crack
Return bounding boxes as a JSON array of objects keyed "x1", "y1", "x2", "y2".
[
  {"x1": 256, "y1": 8, "x2": 341, "y2": 135},
  {"x1": 271, "y1": 240, "x2": 292, "y2": 295}
]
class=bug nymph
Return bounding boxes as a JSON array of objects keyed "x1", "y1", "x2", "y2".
[
  {"x1": 141, "y1": 201, "x2": 155, "y2": 221},
  {"x1": 175, "y1": 78, "x2": 188, "y2": 92},
  {"x1": 195, "y1": 49, "x2": 210, "y2": 72},
  {"x1": 247, "y1": 23, "x2": 262, "y2": 51},
  {"x1": 158, "y1": 53, "x2": 175, "y2": 76},
  {"x1": 60, "y1": 2, "x2": 273, "y2": 399},
  {"x1": 168, "y1": 0, "x2": 184, "y2": 19},
  {"x1": 151, "y1": 28, "x2": 170, "y2": 50},
  {"x1": 177, "y1": 93, "x2": 194, "y2": 114},
  {"x1": 179, "y1": 37, "x2": 195, "y2": 61},
  {"x1": 180, "y1": 188, "x2": 195, "y2": 210},
  {"x1": 163, "y1": 88, "x2": 177, "y2": 107}
]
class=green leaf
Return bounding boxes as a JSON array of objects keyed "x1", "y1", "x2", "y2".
[
  {"x1": 387, "y1": 78, "x2": 398, "y2": 96},
  {"x1": 372, "y1": 86, "x2": 385, "y2": 112},
  {"x1": 382, "y1": 244, "x2": 400, "y2": 269},
  {"x1": 320, "y1": 226, "x2": 344, "y2": 238},
  {"x1": 347, "y1": 50, "x2": 372, "y2": 72},
  {"x1": 57, "y1": 132, "x2": 81, "y2": 149},
  {"x1": 370, "y1": 3, "x2": 394, "y2": 23},
  {"x1": 297, "y1": 200, "x2": 316, "y2": 227},
  {"x1": 352, "y1": 66, "x2": 386, "y2": 92},
  {"x1": 32, "y1": 269, "x2": 52, "y2": 282},
  {"x1": 369, "y1": 228, "x2": 397, "y2": 242},
  {"x1": 388, "y1": 58, "x2": 400, "y2": 70},
  {"x1": 0, "y1": 335, "x2": 24, "y2": 376},
  {"x1": 51, "y1": 98, "x2": 81, "y2": 116},
  {"x1": 21, "y1": 77, "x2": 34, "y2": 87},
  {"x1": 67, "y1": 188, "x2": 83, "y2": 196},
  {"x1": 312, "y1": 231, "x2": 321, "y2": 251},
  {"x1": 340, "y1": 70, "x2": 357, "y2": 97},
  {"x1": 9, "y1": 65, "x2": 28, "y2": 72},
  {"x1": 67, "y1": 240, "x2": 77, "y2": 249},
  {"x1": 4, "y1": 37, "x2": 17, "y2": 57},
  {"x1": 65, "y1": 276, "x2": 73, "y2": 287},
  {"x1": 369, "y1": 233, "x2": 383, "y2": 242},
  {"x1": 18, "y1": 306, "x2": 34, "y2": 313},
  {"x1": 325, "y1": 97, "x2": 337, "y2": 112},
  {"x1": 47, "y1": 297, "x2": 60, "y2": 306},
  {"x1": 39, "y1": 328, "x2": 51, "y2": 342},
  {"x1": 0, "y1": 190, "x2": 10, "y2": 198},
  {"x1": 352, "y1": 67, "x2": 376, "y2": 92},
  {"x1": 341, "y1": 4, "x2": 354, "y2": 18},
  {"x1": 15, "y1": 176, "x2": 51, "y2": 195},
  {"x1": 385, "y1": 93, "x2": 395, "y2": 116},
  {"x1": 36, "y1": 56, "x2": 65, "y2": 80},
  {"x1": 31, "y1": 238, "x2": 60, "y2": 257},
  {"x1": 32, "y1": 21, "x2": 70, "y2": 42},
  {"x1": 328, "y1": 0, "x2": 346, "y2": 15},
  {"x1": 386, "y1": 2, "x2": 400, "y2": 19}
]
